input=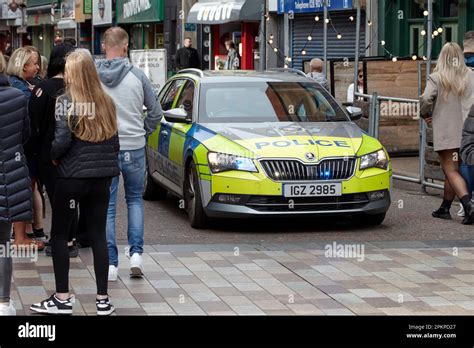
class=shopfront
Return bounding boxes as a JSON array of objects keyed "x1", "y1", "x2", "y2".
[
  {"x1": 27, "y1": 0, "x2": 59, "y2": 56},
  {"x1": 116, "y1": 0, "x2": 164, "y2": 51},
  {"x1": 187, "y1": 0, "x2": 263, "y2": 70},
  {"x1": 92, "y1": 0, "x2": 112, "y2": 54}
]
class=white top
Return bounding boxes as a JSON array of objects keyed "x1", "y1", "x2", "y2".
[{"x1": 347, "y1": 83, "x2": 364, "y2": 103}]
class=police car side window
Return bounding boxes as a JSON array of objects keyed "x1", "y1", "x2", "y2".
[
  {"x1": 162, "y1": 79, "x2": 186, "y2": 111},
  {"x1": 175, "y1": 81, "x2": 195, "y2": 117}
]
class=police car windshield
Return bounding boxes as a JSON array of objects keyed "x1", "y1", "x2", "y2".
[{"x1": 199, "y1": 82, "x2": 349, "y2": 123}]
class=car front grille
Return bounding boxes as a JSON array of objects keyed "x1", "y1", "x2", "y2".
[
  {"x1": 260, "y1": 158, "x2": 356, "y2": 181},
  {"x1": 245, "y1": 193, "x2": 369, "y2": 212}
]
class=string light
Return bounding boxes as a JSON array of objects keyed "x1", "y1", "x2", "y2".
[
  {"x1": 412, "y1": 54, "x2": 417, "y2": 60},
  {"x1": 274, "y1": 47, "x2": 278, "y2": 52},
  {"x1": 392, "y1": 56, "x2": 398, "y2": 62},
  {"x1": 423, "y1": 56, "x2": 427, "y2": 61},
  {"x1": 301, "y1": 50, "x2": 307, "y2": 55},
  {"x1": 421, "y1": 30, "x2": 426, "y2": 36},
  {"x1": 433, "y1": 30, "x2": 439, "y2": 36},
  {"x1": 380, "y1": 40, "x2": 386, "y2": 46},
  {"x1": 423, "y1": 10, "x2": 429, "y2": 16},
  {"x1": 315, "y1": 16, "x2": 320, "y2": 21},
  {"x1": 307, "y1": 35, "x2": 312, "y2": 41},
  {"x1": 325, "y1": 18, "x2": 329, "y2": 24},
  {"x1": 349, "y1": 16, "x2": 354, "y2": 21},
  {"x1": 437, "y1": 27, "x2": 443, "y2": 33},
  {"x1": 337, "y1": 33, "x2": 342, "y2": 39},
  {"x1": 367, "y1": 20, "x2": 372, "y2": 26}
]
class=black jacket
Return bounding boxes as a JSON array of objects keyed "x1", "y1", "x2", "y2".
[
  {"x1": 461, "y1": 104, "x2": 474, "y2": 165},
  {"x1": 29, "y1": 78, "x2": 65, "y2": 166},
  {"x1": 0, "y1": 74, "x2": 33, "y2": 223},
  {"x1": 51, "y1": 95, "x2": 120, "y2": 179},
  {"x1": 175, "y1": 47, "x2": 201, "y2": 70}
]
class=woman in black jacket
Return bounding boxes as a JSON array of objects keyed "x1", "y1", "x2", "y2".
[
  {"x1": 29, "y1": 43, "x2": 81, "y2": 256},
  {"x1": 0, "y1": 53, "x2": 32, "y2": 315},
  {"x1": 30, "y1": 49, "x2": 119, "y2": 316}
]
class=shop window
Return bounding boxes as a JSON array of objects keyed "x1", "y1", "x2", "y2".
[
  {"x1": 441, "y1": 23, "x2": 458, "y2": 45},
  {"x1": 410, "y1": 24, "x2": 425, "y2": 57},
  {"x1": 442, "y1": 0, "x2": 458, "y2": 17}
]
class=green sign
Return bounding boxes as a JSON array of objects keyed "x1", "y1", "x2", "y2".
[
  {"x1": 84, "y1": 0, "x2": 92, "y2": 14},
  {"x1": 116, "y1": 0, "x2": 164, "y2": 24}
]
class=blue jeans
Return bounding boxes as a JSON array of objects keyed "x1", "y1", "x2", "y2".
[
  {"x1": 106, "y1": 147, "x2": 145, "y2": 267},
  {"x1": 460, "y1": 164, "x2": 474, "y2": 199}
]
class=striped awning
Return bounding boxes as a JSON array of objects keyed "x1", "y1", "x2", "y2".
[{"x1": 187, "y1": 0, "x2": 263, "y2": 24}]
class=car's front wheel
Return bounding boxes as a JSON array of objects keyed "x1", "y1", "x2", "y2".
[{"x1": 184, "y1": 161, "x2": 208, "y2": 229}]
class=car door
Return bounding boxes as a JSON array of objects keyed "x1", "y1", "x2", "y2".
[
  {"x1": 152, "y1": 78, "x2": 187, "y2": 186},
  {"x1": 168, "y1": 79, "x2": 196, "y2": 187}
]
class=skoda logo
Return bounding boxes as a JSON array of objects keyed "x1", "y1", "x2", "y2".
[{"x1": 305, "y1": 152, "x2": 316, "y2": 161}]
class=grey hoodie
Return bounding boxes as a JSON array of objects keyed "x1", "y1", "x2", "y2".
[{"x1": 96, "y1": 57, "x2": 163, "y2": 151}]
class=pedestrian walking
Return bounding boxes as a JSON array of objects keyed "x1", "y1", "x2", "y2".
[
  {"x1": 420, "y1": 42, "x2": 474, "y2": 224},
  {"x1": 96, "y1": 27, "x2": 163, "y2": 282},
  {"x1": 306, "y1": 58, "x2": 329, "y2": 91},
  {"x1": 0, "y1": 53, "x2": 33, "y2": 315},
  {"x1": 29, "y1": 42, "x2": 81, "y2": 257},
  {"x1": 460, "y1": 104, "x2": 474, "y2": 220},
  {"x1": 224, "y1": 40, "x2": 240, "y2": 70},
  {"x1": 175, "y1": 37, "x2": 200, "y2": 70},
  {"x1": 30, "y1": 49, "x2": 119, "y2": 315},
  {"x1": 6, "y1": 47, "x2": 45, "y2": 250}
]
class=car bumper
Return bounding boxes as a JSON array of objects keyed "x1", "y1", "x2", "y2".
[{"x1": 204, "y1": 192, "x2": 391, "y2": 218}]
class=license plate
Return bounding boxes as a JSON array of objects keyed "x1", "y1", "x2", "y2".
[{"x1": 283, "y1": 183, "x2": 342, "y2": 197}]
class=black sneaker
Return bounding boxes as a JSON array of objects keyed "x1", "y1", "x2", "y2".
[
  {"x1": 432, "y1": 207, "x2": 452, "y2": 220},
  {"x1": 96, "y1": 297, "x2": 115, "y2": 316},
  {"x1": 30, "y1": 294, "x2": 74, "y2": 315},
  {"x1": 33, "y1": 228, "x2": 48, "y2": 241},
  {"x1": 462, "y1": 200, "x2": 474, "y2": 225}
]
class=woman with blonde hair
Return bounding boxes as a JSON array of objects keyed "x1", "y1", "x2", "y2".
[
  {"x1": 6, "y1": 47, "x2": 45, "y2": 250},
  {"x1": 30, "y1": 49, "x2": 119, "y2": 315},
  {"x1": 420, "y1": 42, "x2": 474, "y2": 224}
]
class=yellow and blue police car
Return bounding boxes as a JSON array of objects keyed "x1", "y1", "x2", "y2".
[{"x1": 144, "y1": 69, "x2": 392, "y2": 228}]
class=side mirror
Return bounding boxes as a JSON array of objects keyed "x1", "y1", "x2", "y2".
[
  {"x1": 164, "y1": 108, "x2": 191, "y2": 123},
  {"x1": 346, "y1": 106, "x2": 363, "y2": 121}
]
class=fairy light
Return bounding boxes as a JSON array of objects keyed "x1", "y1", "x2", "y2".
[
  {"x1": 423, "y1": 10, "x2": 429, "y2": 16},
  {"x1": 325, "y1": 18, "x2": 329, "y2": 24},
  {"x1": 349, "y1": 16, "x2": 354, "y2": 21},
  {"x1": 380, "y1": 40, "x2": 386, "y2": 46},
  {"x1": 437, "y1": 27, "x2": 443, "y2": 33},
  {"x1": 315, "y1": 16, "x2": 320, "y2": 21},
  {"x1": 302, "y1": 50, "x2": 307, "y2": 56},
  {"x1": 392, "y1": 56, "x2": 397, "y2": 62},
  {"x1": 307, "y1": 35, "x2": 312, "y2": 41},
  {"x1": 412, "y1": 55, "x2": 417, "y2": 60},
  {"x1": 421, "y1": 30, "x2": 426, "y2": 36},
  {"x1": 337, "y1": 33, "x2": 342, "y2": 39}
]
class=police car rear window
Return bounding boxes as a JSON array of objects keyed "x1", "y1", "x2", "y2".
[{"x1": 198, "y1": 82, "x2": 349, "y2": 123}]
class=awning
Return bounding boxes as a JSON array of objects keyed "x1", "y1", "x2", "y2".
[
  {"x1": 187, "y1": 0, "x2": 263, "y2": 24},
  {"x1": 57, "y1": 19, "x2": 76, "y2": 29}
]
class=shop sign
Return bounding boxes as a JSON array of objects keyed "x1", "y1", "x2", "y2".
[
  {"x1": 278, "y1": 0, "x2": 352, "y2": 14},
  {"x1": 92, "y1": 0, "x2": 112, "y2": 25},
  {"x1": 116, "y1": 0, "x2": 163, "y2": 24},
  {"x1": 130, "y1": 49, "x2": 167, "y2": 94},
  {"x1": 84, "y1": 0, "x2": 92, "y2": 14}
]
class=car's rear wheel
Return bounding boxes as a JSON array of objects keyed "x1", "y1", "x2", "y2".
[
  {"x1": 184, "y1": 161, "x2": 208, "y2": 229},
  {"x1": 143, "y1": 163, "x2": 167, "y2": 201}
]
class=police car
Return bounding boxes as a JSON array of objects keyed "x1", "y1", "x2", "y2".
[{"x1": 144, "y1": 69, "x2": 392, "y2": 228}]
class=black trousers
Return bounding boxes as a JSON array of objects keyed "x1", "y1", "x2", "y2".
[
  {"x1": 39, "y1": 161, "x2": 90, "y2": 244},
  {"x1": 51, "y1": 177, "x2": 112, "y2": 295}
]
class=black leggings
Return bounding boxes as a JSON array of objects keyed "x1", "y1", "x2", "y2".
[{"x1": 51, "y1": 177, "x2": 112, "y2": 295}]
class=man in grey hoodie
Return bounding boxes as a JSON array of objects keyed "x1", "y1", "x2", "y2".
[{"x1": 96, "y1": 27, "x2": 163, "y2": 281}]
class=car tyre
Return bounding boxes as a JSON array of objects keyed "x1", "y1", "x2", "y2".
[
  {"x1": 185, "y1": 161, "x2": 208, "y2": 229},
  {"x1": 143, "y1": 163, "x2": 167, "y2": 201}
]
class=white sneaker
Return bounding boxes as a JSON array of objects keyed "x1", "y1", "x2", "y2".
[
  {"x1": 108, "y1": 265, "x2": 118, "y2": 282},
  {"x1": 129, "y1": 253, "x2": 144, "y2": 278},
  {"x1": 0, "y1": 300, "x2": 16, "y2": 316},
  {"x1": 457, "y1": 204, "x2": 465, "y2": 217}
]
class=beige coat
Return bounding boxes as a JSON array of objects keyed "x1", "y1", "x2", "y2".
[{"x1": 420, "y1": 71, "x2": 474, "y2": 151}]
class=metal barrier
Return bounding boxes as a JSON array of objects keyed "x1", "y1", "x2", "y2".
[{"x1": 354, "y1": 91, "x2": 444, "y2": 191}]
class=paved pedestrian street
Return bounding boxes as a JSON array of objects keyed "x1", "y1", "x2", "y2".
[{"x1": 11, "y1": 242, "x2": 474, "y2": 316}]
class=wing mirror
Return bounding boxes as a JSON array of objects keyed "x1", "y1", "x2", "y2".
[
  {"x1": 345, "y1": 106, "x2": 363, "y2": 121},
  {"x1": 164, "y1": 108, "x2": 191, "y2": 123}
]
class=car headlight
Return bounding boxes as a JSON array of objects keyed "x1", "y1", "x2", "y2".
[
  {"x1": 208, "y1": 152, "x2": 258, "y2": 173},
  {"x1": 360, "y1": 149, "x2": 388, "y2": 170}
]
